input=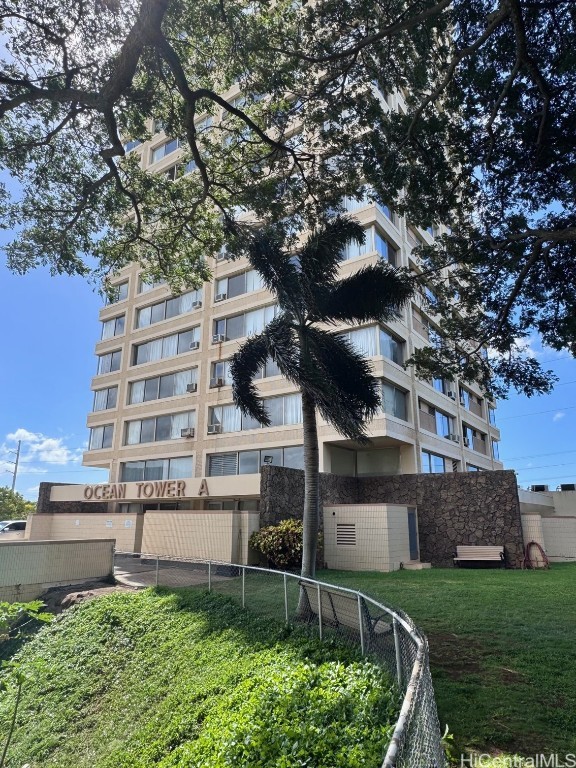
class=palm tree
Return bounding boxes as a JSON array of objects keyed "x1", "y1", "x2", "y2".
[{"x1": 230, "y1": 217, "x2": 413, "y2": 578}]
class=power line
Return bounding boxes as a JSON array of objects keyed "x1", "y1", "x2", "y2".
[
  {"x1": 501, "y1": 448, "x2": 576, "y2": 461},
  {"x1": 498, "y1": 404, "x2": 576, "y2": 421},
  {"x1": 513, "y1": 461, "x2": 576, "y2": 473}
]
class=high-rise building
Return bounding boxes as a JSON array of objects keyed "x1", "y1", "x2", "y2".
[{"x1": 82, "y1": 109, "x2": 502, "y2": 516}]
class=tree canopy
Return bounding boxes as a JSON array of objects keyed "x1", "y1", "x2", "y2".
[
  {"x1": 0, "y1": 487, "x2": 35, "y2": 520},
  {"x1": 0, "y1": 0, "x2": 574, "y2": 395}
]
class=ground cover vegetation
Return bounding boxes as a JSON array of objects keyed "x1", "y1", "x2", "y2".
[
  {"x1": 0, "y1": 589, "x2": 398, "y2": 768},
  {"x1": 0, "y1": 1, "x2": 574, "y2": 395}
]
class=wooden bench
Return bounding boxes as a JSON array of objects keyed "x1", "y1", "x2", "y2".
[
  {"x1": 298, "y1": 581, "x2": 392, "y2": 650},
  {"x1": 453, "y1": 545, "x2": 505, "y2": 567}
]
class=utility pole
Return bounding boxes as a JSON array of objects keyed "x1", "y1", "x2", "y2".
[{"x1": 6, "y1": 440, "x2": 21, "y2": 492}]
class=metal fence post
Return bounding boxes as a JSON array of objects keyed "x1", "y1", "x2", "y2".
[
  {"x1": 208, "y1": 560, "x2": 212, "y2": 592},
  {"x1": 393, "y1": 616, "x2": 403, "y2": 689},
  {"x1": 317, "y1": 583, "x2": 323, "y2": 641},
  {"x1": 357, "y1": 593, "x2": 365, "y2": 655},
  {"x1": 283, "y1": 573, "x2": 289, "y2": 623},
  {"x1": 242, "y1": 566, "x2": 245, "y2": 608},
  {"x1": 155, "y1": 555, "x2": 159, "y2": 587}
]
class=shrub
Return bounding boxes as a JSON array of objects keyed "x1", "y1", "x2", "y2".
[{"x1": 250, "y1": 519, "x2": 320, "y2": 570}]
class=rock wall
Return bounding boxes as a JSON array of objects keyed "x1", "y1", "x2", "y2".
[
  {"x1": 37, "y1": 482, "x2": 108, "y2": 515},
  {"x1": 259, "y1": 467, "x2": 524, "y2": 567}
]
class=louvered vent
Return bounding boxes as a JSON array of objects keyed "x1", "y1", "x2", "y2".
[{"x1": 336, "y1": 523, "x2": 356, "y2": 546}]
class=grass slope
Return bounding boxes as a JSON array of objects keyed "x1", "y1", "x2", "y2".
[
  {"x1": 318, "y1": 564, "x2": 576, "y2": 757},
  {"x1": 0, "y1": 589, "x2": 398, "y2": 768}
]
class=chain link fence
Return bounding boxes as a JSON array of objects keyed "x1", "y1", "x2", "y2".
[{"x1": 114, "y1": 552, "x2": 445, "y2": 768}]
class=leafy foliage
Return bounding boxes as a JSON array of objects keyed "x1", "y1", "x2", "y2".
[
  {"x1": 0, "y1": 589, "x2": 397, "y2": 767},
  {"x1": 249, "y1": 518, "x2": 323, "y2": 570},
  {"x1": 0, "y1": 488, "x2": 34, "y2": 520},
  {"x1": 0, "y1": 1, "x2": 575, "y2": 391}
]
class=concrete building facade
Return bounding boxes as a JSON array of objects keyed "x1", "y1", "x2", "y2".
[{"x1": 81, "y1": 113, "x2": 502, "y2": 516}]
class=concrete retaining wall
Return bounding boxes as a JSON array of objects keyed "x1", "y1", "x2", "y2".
[{"x1": 0, "y1": 539, "x2": 114, "y2": 602}]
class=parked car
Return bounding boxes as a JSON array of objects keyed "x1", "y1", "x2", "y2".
[{"x1": 0, "y1": 520, "x2": 27, "y2": 539}]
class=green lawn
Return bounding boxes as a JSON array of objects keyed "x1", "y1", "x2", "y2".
[{"x1": 314, "y1": 564, "x2": 576, "y2": 758}]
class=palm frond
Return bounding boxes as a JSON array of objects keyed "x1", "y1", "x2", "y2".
[
  {"x1": 299, "y1": 217, "x2": 365, "y2": 287},
  {"x1": 246, "y1": 228, "x2": 302, "y2": 312},
  {"x1": 298, "y1": 327, "x2": 382, "y2": 441},
  {"x1": 314, "y1": 263, "x2": 414, "y2": 326},
  {"x1": 230, "y1": 333, "x2": 272, "y2": 426},
  {"x1": 230, "y1": 315, "x2": 300, "y2": 426}
]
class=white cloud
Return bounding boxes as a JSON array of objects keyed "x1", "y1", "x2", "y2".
[
  {"x1": 552, "y1": 412, "x2": 566, "y2": 422},
  {"x1": 3, "y1": 428, "x2": 84, "y2": 467}
]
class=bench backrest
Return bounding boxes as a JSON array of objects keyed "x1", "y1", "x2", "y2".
[
  {"x1": 455, "y1": 545, "x2": 504, "y2": 557},
  {"x1": 300, "y1": 583, "x2": 364, "y2": 631}
]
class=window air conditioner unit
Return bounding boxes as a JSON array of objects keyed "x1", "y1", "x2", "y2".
[
  {"x1": 445, "y1": 434, "x2": 460, "y2": 443},
  {"x1": 212, "y1": 333, "x2": 227, "y2": 343},
  {"x1": 463, "y1": 437, "x2": 470, "y2": 447},
  {"x1": 180, "y1": 427, "x2": 195, "y2": 438},
  {"x1": 191, "y1": 300, "x2": 202, "y2": 309},
  {"x1": 530, "y1": 484, "x2": 549, "y2": 492},
  {"x1": 214, "y1": 293, "x2": 227, "y2": 302},
  {"x1": 189, "y1": 341, "x2": 200, "y2": 350},
  {"x1": 207, "y1": 424, "x2": 222, "y2": 434},
  {"x1": 210, "y1": 377, "x2": 225, "y2": 388},
  {"x1": 447, "y1": 391, "x2": 456, "y2": 399},
  {"x1": 186, "y1": 383, "x2": 197, "y2": 393},
  {"x1": 560, "y1": 483, "x2": 576, "y2": 492}
]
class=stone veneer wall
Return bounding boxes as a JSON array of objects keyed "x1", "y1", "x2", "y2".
[
  {"x1": 37, "y1": 482, "x2": 108, "y2": 515},
  {"x1": 260, "y1": 467, "x2": 524, "y2": 567}
]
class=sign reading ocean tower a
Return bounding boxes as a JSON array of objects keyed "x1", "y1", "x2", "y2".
[{"x1": 83, "y1": 481, "x2": 187, "y2": 500}]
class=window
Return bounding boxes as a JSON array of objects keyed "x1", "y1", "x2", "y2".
[
  {"x1": 129, "y1": 369, "x2": 197, "y2": 404},
  {"x1": 421, "y1": 450, "x2": 447, "y2": 473},
  {"x1": 105, "y1": 281, "x2": 129, "y2": 304},
  {"x1": 93, "y1": 386, "x2": 118, "y2": 411},
  {"x1": 101, "y1": 315, "x2": 125, "y2": 340},
  {"x1": 97, "y1": 350, "x2": 121, "y2": 375},
  {"x1": 150, "y1": 138, "x2": 181, "y2": 164},
  {"x1": 210, "y1": 360, "x2": 233, "y2": 386},
  {"x1": 215, "y1": 269, "x2": 263, "y2": 300},
  {"x1": 489, "y1": 406, "x2": 497, "y2": 426},
  {"x1": 125, "y1": 411, "x2": 195, "y2": 445},
  {"x1": 213, "y1": 305, "x2": 278, "y2": 342},
  {"x1": 133, "y1": 327, "x2": 199, "y2": 365},
  {"x1": 89, "y1": 425, "x2": 114, "y2": 450},
  {"x1": 412, "y1": 307, "x2": 431, "y2": 340},
  {"x1": 341, "y1": 226, "x2": 397, "y2": 265},
  {"x1": 419, "y1": 401, "x2": 454, "y2": 437},
  {"x1": 120, "y1": 456, "x2": 193, "y2": 481},
  {"x1": 207, "y1": 446, "x2": 304, "y2": 476},
  {"x1": 136, "y1": 290, "x2": 202, "y2": 328},
  {"x1": 208, "y1": 394, "x2": 302, "y2": 433},
  {"x1": 432, "y1": 378, "x2": 456, "y2": 398},
  {"x1": 341, "y1": 325, "x2": 404, "y2": 364},
  {"x1": 459, "y1": 387, "x2": 484, "y2": 417},
  {"x1": 139, "y1": 277, "x2": 167, "y2": 293},
  {"x1": 492, "y1": 440, "x2": 500, "y2": 460},
  {"x1": 379, "y1": 328, "x2": 404, "y2": 365},
  {"x1": 463, "y1": 424, "x2": 488, "y2": 454},
  {"x1": 382, "y1": 382, "x2": 408, "y2": 421},
  {"x1": 467, "y1": 464, "x2": 483, "y2": 472}
]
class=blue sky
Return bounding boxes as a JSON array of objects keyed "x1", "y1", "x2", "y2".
[{"x1": 1, "y1": 254, "x2": 575, "y2": 499}]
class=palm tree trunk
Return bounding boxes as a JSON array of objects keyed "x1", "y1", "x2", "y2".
[{"x1": 300, "y1": 389, "x2": 319, "y2": 579}]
